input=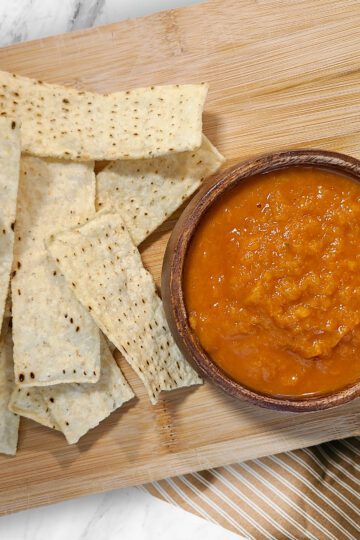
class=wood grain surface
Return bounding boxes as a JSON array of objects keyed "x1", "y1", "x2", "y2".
[{"x1": 0, "y1": 0, "x2": 359, "y2": 516}]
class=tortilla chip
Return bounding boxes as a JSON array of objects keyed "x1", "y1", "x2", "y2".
[
  {"x1": 0, "y1": 320, "x2": 20, "y2": 455},
  {"x1": 12, "y1": 156, "x2": 100, "y2": 387},
  {"x1": 0, "y1": 70, "x2": 207, "y2": 161},
  {"x1": 3, "y1": 289, "x2": 11, "y2": 318},
  {"x1": 9, "y1": 385, "x2": 57, "y2": 430},
  {"x1": 44, "y1": 335, "x2": 134, "y2": 444},
  {"x1": 47, "y1": 212, "x2": 202, "y2": 404},
  {"x1": 96, "y1": 135, "x2": 224, "y2": 245},
  {"x1": 0, "y1": 118, "x2": 20, "y2": 330},
  {"x1": 9, "y1": 335, "x2": 134, "y2": 444}
]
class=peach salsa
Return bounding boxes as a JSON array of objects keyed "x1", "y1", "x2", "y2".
[{"x1": 184, "y1": 167, "x2": 360, "y2": 396}]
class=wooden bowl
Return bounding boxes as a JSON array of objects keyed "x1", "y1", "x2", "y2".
[{"x1": 162, "y1": 149, "x2": 360, "y2": 412}]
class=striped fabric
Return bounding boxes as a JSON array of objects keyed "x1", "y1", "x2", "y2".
[{"x1": 144, "y1": 437, "x2": 360, "y2": 540}]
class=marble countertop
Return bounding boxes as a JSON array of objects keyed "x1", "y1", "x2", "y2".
[
  {"x1": 0, "y1": 1, "x2": 241, "y2": 539},
  {"x1": 1, "y1": 488, "x2": 239, "y2": 540},
  {"x1": 0, "y1": 0, "x2": 201, "y2": 48}
]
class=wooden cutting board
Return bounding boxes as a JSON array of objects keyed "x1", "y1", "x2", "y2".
[{"x1": 1, "y1": 0, "x2": 360, "y2": 517}]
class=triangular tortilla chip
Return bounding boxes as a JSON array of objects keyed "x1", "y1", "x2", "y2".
[
  {"x1": 96, "y1": 135, "x2": 224, "y2": 245},
  {"x1": 0, "y1": 320, "x2": 20, "y2": 455},
  {"x1": 9, "y1": 335, "x2": 133, "y2": 444},
  {"x1": 47, "y1": 212, "x2": 202, "y2": 404},
  {"x1": 0, "y1": 70, "x2": 207, "y2": 161},
  {"x1": 0, "y1": 118, "x2": 20, "y2": 331},
  {"x1": 12, "y1": 156, "x2": 100, "y2": 386}
]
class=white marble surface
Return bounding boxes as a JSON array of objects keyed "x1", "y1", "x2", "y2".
[
  {"x1": 0, "y1": 1, "x2": 244, "y2": 539},
  {"x1": 0, "y1": 487, "x2": 241, "y2": 540},
  {"x1": 0, "y1": 0, "x2": 202, "y2": 48}
]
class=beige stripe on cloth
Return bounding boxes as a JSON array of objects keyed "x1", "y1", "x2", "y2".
[{"x1": 144, "y1": 437, "x2": 360, "y2": 540}]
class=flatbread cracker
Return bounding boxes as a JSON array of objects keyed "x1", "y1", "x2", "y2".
[
  {"x1": 0, "y1": 118, "x2": 20, "y2": 330},
  {"x1": 96, "y1": 135, "x2": 224, "y2": 245},
  {"x1": 12, "y1": 156, "x2": 100, "y2": 387},
  {"x1": 0, "y1": 320, "x2": 20, "y2": 455},
  {"x1": 9, "y1": 335, "x2": 134, "y2": 444},
  {"x1": 47, "y1": 212, "x2": 202, "y2": 404},
  {"x1": 0, "y1": 70, "x2": 207, "y2": 161}
]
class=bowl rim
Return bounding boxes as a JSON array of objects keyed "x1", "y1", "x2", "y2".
[{"x1": 161, "y1": 148, "x2": 360, "y2": 412}]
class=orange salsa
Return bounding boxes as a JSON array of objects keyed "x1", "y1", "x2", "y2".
[{"x1": 184, "y1": 167, "x2": 360, "y2": 396}]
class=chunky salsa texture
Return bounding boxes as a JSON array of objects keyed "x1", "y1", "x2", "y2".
[{"x1": 184, "y1": 167, "x2": 360, "y2": 396}]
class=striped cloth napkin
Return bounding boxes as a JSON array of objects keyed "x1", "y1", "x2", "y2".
[{"x1": 145, "y1": 436, "x2": 360, "y2": 540}]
